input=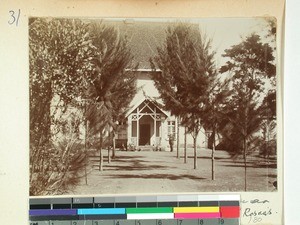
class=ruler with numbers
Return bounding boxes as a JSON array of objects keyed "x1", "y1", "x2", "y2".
[
  {"x1": 29, "y1": 194, "x2": 240, "y2": 225},
  {"x1": 30, "y1": 219, "x2": 239, "y2": 225}
]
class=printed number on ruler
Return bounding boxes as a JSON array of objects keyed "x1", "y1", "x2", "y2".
[{"x1": 30, "y1": 219, "x2": 236, "y2": 225}]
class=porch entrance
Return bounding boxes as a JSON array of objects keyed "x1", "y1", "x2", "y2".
[
  {"x1": 126, "y1": 99, "x2": 167, "y2": 147},
  {"x1": 139, "y1": 123, "x2": 151, "y2": 145}
]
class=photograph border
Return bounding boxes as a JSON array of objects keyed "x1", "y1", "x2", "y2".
[{"x1": 0, "y1": 1, "x2": 285, "y2": 224}]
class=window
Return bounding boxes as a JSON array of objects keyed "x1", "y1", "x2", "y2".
[
  {"x1": 117, "y1": 128, "x2": 127, "y2": 139},
  {"x1": 167, "y1": 121, "x2": 176, "y2": 135}
]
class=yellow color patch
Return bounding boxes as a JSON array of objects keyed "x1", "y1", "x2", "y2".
[{"x1": 173, "y1": 207, "x2": 220, "y2": 213}]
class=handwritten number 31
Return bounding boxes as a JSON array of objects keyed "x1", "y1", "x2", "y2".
[{"x1": 8, "y1": 9, "x2": 20, "y2": 26}]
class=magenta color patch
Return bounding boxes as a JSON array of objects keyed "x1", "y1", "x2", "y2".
[{"x1": 174, "y1": 212, "x2": 221, "y2": 219}]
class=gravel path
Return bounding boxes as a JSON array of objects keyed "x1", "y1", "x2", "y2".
[{"x1": 66, "y1": 148, "x2": 277, "y2": 195}]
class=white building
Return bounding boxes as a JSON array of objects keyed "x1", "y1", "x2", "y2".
[
  {"x1": 107, "y1": 20, "x2": 208, "y2": 151},
  {"x1": 115, "y1": 70, "x2": 207, "y2": 151}
]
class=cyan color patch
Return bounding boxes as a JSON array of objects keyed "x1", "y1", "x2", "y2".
[{"x1": 77, "y1": 208, "x2": 126, "y2": 215}]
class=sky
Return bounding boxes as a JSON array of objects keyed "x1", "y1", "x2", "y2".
[
  {"x1": 99, "y1": 17, "x2": 276, "y2": 101},
  {"x1": 111, "y1": 17, "x2": 275, "y2": 107},
  {"x1": 195, "y1": 18, "x2": 272, "y2": 67},
  {"x1": 108, "y1": 17, "x2": 274, "y2": 68}
]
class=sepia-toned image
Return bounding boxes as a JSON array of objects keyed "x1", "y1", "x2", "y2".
[{"x1": 29, "y1": 17, "x2": 278, "y2": 196}]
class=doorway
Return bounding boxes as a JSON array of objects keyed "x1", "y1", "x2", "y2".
[{"x1": 139, "y1": 123, "x2": 151, "y2": 145}]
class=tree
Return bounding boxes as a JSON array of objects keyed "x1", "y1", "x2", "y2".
[
  {"x1": 260, "y1": 18, "x2": 277, "y2": 162},
  {"x1": 30, "y1": 18, "x2": 96, "y2": 146},
  {"x1": 29, "y1": 18, "x2": 136, "y2": 193},
  {"x1": 29, "y1": 18, "x2": 97, "y2": 195},
  {"x1": 220, "y1": 34, "x2": 276, "y2": 191},
  {"x1": 86, "y1": 22, "x2": 137, "y2": 169},
  {"x1": 258, "y1": 89, "x2": 277, "y2": 168},
  {"x1": 265, "y1": 18, "x2": 276, "y2": 43},
  {"x1": 151, "y1": 23, "x2": 216, "y2": 169},
  {"x1": 109, "y1": 68, "x2": 137, "y2": 158},
  {"x1": 201, "y1": 77, "x2": 232, "y2": 180}
]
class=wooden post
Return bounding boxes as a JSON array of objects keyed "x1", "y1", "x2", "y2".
[
  {"x1": 154, "y1": 108, "x2": 157, "y2": 147},
  {"x1": 154, "y1": 115, "x2": 157, "y2": 147},
  {"x1": 127, "y1": 116, "x2": 132, "y2": 150}
]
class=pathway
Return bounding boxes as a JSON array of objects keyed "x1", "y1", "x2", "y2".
[{"x1": 66, "y1": 148, "x2": 277, "y2": 195}]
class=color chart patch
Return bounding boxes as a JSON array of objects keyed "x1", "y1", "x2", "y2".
[{"x1": 29, "y1": 195, "x2": 240, "y2": 225}]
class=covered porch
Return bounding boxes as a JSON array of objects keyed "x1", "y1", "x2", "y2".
[{"x1": 127, "y1": 99, "x2": 168, "y2": 147}]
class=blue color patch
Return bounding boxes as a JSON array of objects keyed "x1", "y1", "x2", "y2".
[{"x1": 77, "y1": 208, "x2": 126, "y2": 215}]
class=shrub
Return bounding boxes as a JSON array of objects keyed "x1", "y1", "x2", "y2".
[{"x1": 30, "y1": 138, "x2": 88, "y2": 195}]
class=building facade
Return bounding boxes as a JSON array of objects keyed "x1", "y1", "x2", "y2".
[
  {"x1": 107, "y1": 20, "x2": 209, "y2": 151},
  {"x1": 115, "y1": 71, "x2": 207, "y2": 150}
]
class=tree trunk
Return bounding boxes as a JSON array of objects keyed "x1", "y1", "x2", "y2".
[
  {"x1": 84, "y1": 111, "x2": 88, "y2": 184},
  {"x1": 177, "y1": 117, "x2": 180, "y2": 159},
  {"x1": 108, "y1": 148, "x2": 111, "y2": 163},
  {"x1": 243, "y1": 137, "x2": 247, "y2": 191},
  {"x1": 211, "y1": 130, "x2": 215, "y2": 180},
  {"x1": 193, "y1": 128, "x2": 198, "y2": 169},
  {"x1": 30, "y1": 82, "x2": 52, "y2": 181},
  {"x1": 184, "y1": 127, "x2": 187, "y2": 163},
  {"x1": 99, "y1": 131, "x2": 103, "y2": 171},
  {"x1": 107, "y1": 130, "x2": 112, "y2": 164},
  {"x1": 112, "y1": 131, "x2": 116, "y2": 159},
  {"x1": 265, "y1": 122, "x2": 270, "y2": 175}
]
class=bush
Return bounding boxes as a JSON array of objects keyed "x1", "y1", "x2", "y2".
[{"x1": 30, "y1": 138, "x2": 88, "y2": 196}]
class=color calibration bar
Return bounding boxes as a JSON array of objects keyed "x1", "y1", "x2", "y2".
[{"x1": 29, "y1": 195, "x2": 240, "y2": 225}]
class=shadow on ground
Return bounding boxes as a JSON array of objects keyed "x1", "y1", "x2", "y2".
[
  {"x1": 103, "y1": 164, "x2": 170, "y2": 171},
  {"x1": 105, "y1": 173, "x2": 207, "y2": 180},
  {"x1": 90, "y1": 155, "x2": 177, "y2": 171},
  {"x1": 222, "y1": 163, "x2": 277, "y2": 169}
]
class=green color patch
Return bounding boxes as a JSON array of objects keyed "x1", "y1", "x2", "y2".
[{"x1": 126, "y1": 207, "x2": 173, "y2": 214}]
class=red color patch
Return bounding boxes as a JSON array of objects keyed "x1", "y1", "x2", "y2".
[{"x1": 220, "y1": 206, "x2": 240, "y2": 218}]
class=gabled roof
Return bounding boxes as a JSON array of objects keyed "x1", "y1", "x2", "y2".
[
  {"x1": 126, "y1": 96, "x2": 169, "y2": 118},
  {"x1": 103, "y1": 20, "x2": 169, "y2": 69}
]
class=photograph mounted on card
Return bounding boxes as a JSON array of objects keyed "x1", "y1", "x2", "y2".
[
  {"x1": 0, "y1": 0, "x2": 285, "y2": 225},
  {"x1": 29, "y1": 17, "x2": 279, "y2": 196}
]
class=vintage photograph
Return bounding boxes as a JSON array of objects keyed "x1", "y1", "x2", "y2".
[{"x1": 29, "y1": 17, "x2": 278, "y2": 196}]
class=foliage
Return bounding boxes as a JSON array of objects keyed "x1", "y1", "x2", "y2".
[
  {"x1": 201, "y1": 77, "x2": 232, "y2": 149},
  {"x1": 151, "y1": 23, "x2": 216, "y2": 117},
  {"x1": 86, "y1": 22, "x2": 137, "y2": 140},
  {"x1": 30, "y1": 18, "x2": 137, "y2": 191},
  {"x1": 220, "y1": 33, "x2": 276, "y2": 190},
  {"x1": 220, "y1": 100, "x2": 263, "y2": 155},
  {"x1": 220, "y1": 34, "x2": 275, "y2": 78},
  {"x1": 29, "y1": 17, "x2": 97, "y2": 146},
  {"x1": 30, "y1": 141, "x2": 87, "y2": 196},
  {"x1": 265, "y1": 18, "x2": 277, "y2": 41},
  {"x1": 260, "y1": 90, "x2": 276, "y2": 120},
  {"x1": 259, "y1": 119, "x2": 277, "y2": 157},
  {"x1": 29, "y1": 18, "x2": 98, "y2": 195},
  {"x1": 30, "y1": 121, "x2": 88, "y2": 195},
  {"x1": 257, "y1": 89, "x2": 277, "y2": 159},
  {"x1": 220, "y1": 34, "x2": 276, "y2": 155},
  {"x1": 151, "y1": 23, "x2": 216, "y2": 168}
]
